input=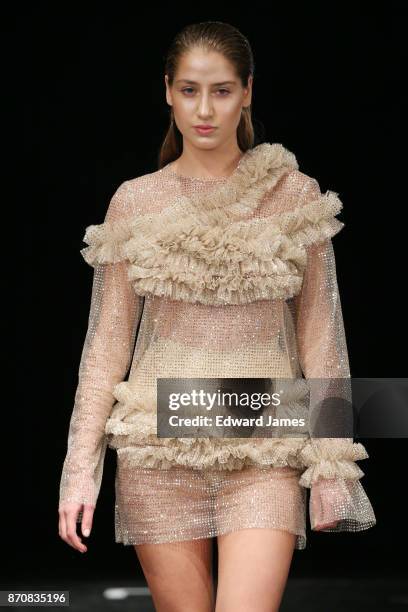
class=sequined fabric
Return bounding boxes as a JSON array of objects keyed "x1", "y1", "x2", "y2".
[
  {"x1": 59, "y1": 142, "x2": 376, "y2": 550},
  {"x1": 114, "y1": 465, "x2": 307, "y2": 548}
]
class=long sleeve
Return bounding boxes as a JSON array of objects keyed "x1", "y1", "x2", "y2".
[
  {"x1": 293, "y1": 178, "x2": 376, "y2": 532},
  {"x1": 59, "y1": 183, "x2": 144, "y2": 509}
]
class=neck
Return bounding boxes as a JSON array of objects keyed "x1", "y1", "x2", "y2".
[{"x1": 173, "y1": 142, "x2": 244, "y2": 179}]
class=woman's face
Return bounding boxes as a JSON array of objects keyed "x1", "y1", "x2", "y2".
[{"x1": 165, "y1": 47, "x2": 252, "y2": 151}]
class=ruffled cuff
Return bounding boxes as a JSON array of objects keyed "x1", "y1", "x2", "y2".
[
  {"x1": 297, "y1": 438, "x2": 369, "y2": 488},
  {"x1": 309, "y1": 477, "x2": 377, "y2": 532}
]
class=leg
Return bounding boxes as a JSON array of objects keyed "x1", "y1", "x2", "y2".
[
  {"x1": 215, "y1": 528, "x2": 296, "y2": 612},
  {"x1": 134, "y1": 537, "x2": 215, "y2": 612}
]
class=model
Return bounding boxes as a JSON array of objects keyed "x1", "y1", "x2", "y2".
[{"x1": 58, "y1": 20, "x2": 376, "y2": 612}]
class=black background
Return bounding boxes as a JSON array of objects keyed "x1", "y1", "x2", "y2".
[{"x1": 9, "y1": 1, "x2": 406, "y2": 586}]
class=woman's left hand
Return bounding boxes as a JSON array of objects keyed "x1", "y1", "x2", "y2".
[
  {"x1": 313, "y1": 519, "x2": 339, "y2": 530},
  {"x1": 310, "y1": 477, "x2": 351, "y2": 531}
]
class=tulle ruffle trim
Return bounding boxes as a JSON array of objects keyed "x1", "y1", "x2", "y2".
[
  {"x1": 79, "y1": 143, "x2": 344, "y2": 305},
  {"x1": 104, "y1": 380, "x2": 310, "y2": 471},
  {"x1": 298, "y1": 438, "x2": 369, "y2": 487},
  {"x1": 114, "y1": 441, "x2": 307, "y2": 472},
  {"x1": 104, "y1": 381, "x2": 369, "y2": 481},
  {"x1": 121, "y1": 190, "x2": 343, "y2": 306}
]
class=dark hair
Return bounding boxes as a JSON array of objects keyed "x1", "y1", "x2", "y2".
[{"x1": 158, "y1": 21, "x2": 257, "y2": 169}]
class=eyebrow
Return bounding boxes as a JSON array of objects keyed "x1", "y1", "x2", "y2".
[{"x1": 175, "y1": 79, "x2": 237, "y2": 86}]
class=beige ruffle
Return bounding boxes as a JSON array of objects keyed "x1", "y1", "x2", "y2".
[
  {"x1": 115, "y1": 442, "x2": 304, "y2": 472},
  {"x1": 297, "y1": 438, "x2": 369, "y2": 488},
  {"x1": 79, "y1": 143, "x2": 344, "y2": 305},
  {"x1": 104, "y1": 380, "x2": 369, "y2": 484},
  {"x1": 81, "y1": 217, "x2": 133, "y2": 265},
  {"x1": 123, "y1": 189, "x2": 343, "y2": 305},
  {"x1": 104, "y1": 380, "x2": 310, "y2": 471}
]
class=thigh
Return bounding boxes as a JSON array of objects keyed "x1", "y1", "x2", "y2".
[
  {"x1": 209, "y1": 466, "x2": 305, "y2": 545},
  {"x1": 215, "y1": 528, "x2": 296, "y2": 612},
  {"x1": 134, "y1": 537, "x2": 215, "y2": 612}
]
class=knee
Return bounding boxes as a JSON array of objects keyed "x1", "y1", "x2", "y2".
[
  {"x1": 155, "y1": 603, "x2": 213, "y2": 612},
  {"x1": 151, "y1": 589, "x2": 214, "y2": 612}
]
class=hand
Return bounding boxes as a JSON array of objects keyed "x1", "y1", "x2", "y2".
[
  {"x1": 310, "y1": 477, "x2": 351, "y2": 531},
  {"x1": 58, "y1": 502, "x2": 95, "y2": 553},
  {"x1": 313, "y1": 519, "x2": 339, "y2": 530}
]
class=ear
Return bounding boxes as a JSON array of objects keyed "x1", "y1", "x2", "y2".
[
  {"x1": 165, "y1": 74, "x2": 173, "y2": 106},
  {"x1": 243, "y1": 74, "x2": 253, "y2": 108}
]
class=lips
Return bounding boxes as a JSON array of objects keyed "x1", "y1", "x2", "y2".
[{"x1": 194, "y1": 126, "x2": 215, "y2": 135}]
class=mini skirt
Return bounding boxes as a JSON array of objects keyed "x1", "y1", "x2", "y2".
[{"x1": 114, "y1": 459, "x2": 307, "y2": 550}]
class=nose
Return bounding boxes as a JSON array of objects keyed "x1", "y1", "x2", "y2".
[{"x1": 197, "y1": 92, "x2": 213, "y2": 118}]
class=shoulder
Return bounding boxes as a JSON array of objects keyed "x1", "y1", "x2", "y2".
[
  {"x1": 104, "y1": 180, "x2": 133, "y2": 222},
  {"x1": 105, "y1": 172, "x2": 153, "y2": 221},
  {"x1": 106, "y1": 167, "x2": 168, "y2": 221},
  {"x1": 263, "y1": 164, "x2": 345, "y2": 246},
  {"x1": 280, "y1": 168, "x2": 322, "y2": 200},
  {"x1": 286, "y1": 167, "x2": 343, "y2": 218},
  {"x1": 80, "y1": 168, "x2": 166, "y2": 267},
  {"x1": 260, "y1": 167, "x2": 322, "y2": 216},
  {"x1": 125, "y1": 166, "x2": 168, "y2": 193}
]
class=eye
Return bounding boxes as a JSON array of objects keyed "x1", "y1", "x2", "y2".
[{"x1": 180, "y1": 88, "x2": 231, "y2": 96}]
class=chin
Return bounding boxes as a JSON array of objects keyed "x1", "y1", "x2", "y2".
[{"x1": 189, "y1": 138, "x2": 219, "y2": 150}]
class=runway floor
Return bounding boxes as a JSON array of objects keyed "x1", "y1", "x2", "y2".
[{"x1": 2, "y1": 577, "x2": 407, "y2": 611}]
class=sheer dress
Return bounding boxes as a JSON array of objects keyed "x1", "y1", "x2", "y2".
[{"x1": 59, "y1": 142, "x2": 376, "y2": 550}]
